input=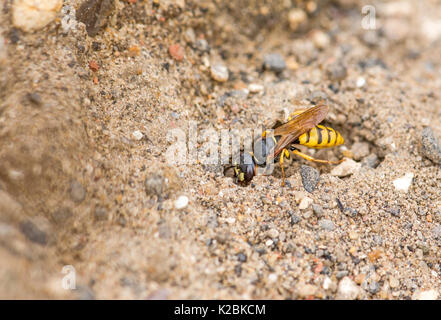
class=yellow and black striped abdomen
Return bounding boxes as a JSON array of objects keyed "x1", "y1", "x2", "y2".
[{"x1": 298, "y1": 125, "x2": 344, "y2": 149}]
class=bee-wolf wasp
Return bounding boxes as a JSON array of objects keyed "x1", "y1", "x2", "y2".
[{"x1": 225, "y1": 104, "x2": 345, "y2": 186}]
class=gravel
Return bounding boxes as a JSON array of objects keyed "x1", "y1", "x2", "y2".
[
  {"x1": 69, "y1": 180, "x2": 86, "y2": 203},
  {"x1": 312, "y1": 204, "x2": 324, "y2": 218},
  {"x1": 19, "y1": 221, "x2": 47, "y2": 245},
  {"x1": 327, "y1": 63, "x2": 347, "y2": 82},
  {"x1": 421, "y1": 127, "x2": 441, "y2": 164},
  {"x1": 210, "y1": 63, "x2": 229, "y2": 82},
  {"x1": 263, "y1": 53, "x2": 286, "y2": 73},
  {"x1": 300, "y1": 165, "x2": 320, "y2": 193},
  {"x1": 319, "y1": 219, "x2": 335, "y2": 231},
  {"x1": 337, "y1": 277, "x2": 361, "y2": 300}
]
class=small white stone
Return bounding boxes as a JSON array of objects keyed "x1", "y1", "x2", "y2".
[
  {"x1": 13, "y1": 0, "x2": 63, "y2": 32},
  {"x1": 132, "y1": 130, "x2": 144, "y2": 140},
  {"x1": 248, "y1": 83, "x2": 264, "y2": 93},
  {"x1": 293, "y1": 191, "x2": 307, "y2": 203},
  {"x1": 288, "y1": 8, "x2": 307, "y2": 31},
  {"x1": 265, "y1": 239, "x2": 273, "y2": 246},
  {"x1": 412, "y1": 289, "x2": 439, "y2": 300},
  {"x1": 356, "y1": 77, "x2": 366, "y2": 88},
  {"x1": 210, "y1": 64, "x2": 229, "y2": 82},
  {"x1": 311, "y1": 30, "x2": 330, "y2": 49},
  {"x1": 268, "y1": 273, "x2": 278, "y2": 283},
  {"x1": 337, "y1": 277, "x2": 361, "y2": 300},
  {"x1": 323, "y1": 277, "x2": 332, "y2": 290},
  {"x1": 420, "y1": 19, "x2": 441, "y2": 43},
  {"x1": 330, "y1": 158, "x2": 361, "y2": 177},
  {"x1": 393, "y1": 172, "x2": 414, "y2": 193},
  {"x1": 174, "y1": 195, "x2": 189, "y2": 210},
  {"x1": 299, "y1": 197, "x2": 313, "y2": 210},
  {"x1": 226, "y1": 217, "x2": 236, "y2": 224}
]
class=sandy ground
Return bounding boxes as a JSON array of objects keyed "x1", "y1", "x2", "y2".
[{"x1": 1, "y1": 0, "x2": 441, "y2": 299}]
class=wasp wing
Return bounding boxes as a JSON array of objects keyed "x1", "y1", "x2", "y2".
[{"x1": 270, "y1": 104, "x2": 329, "y2": 159}]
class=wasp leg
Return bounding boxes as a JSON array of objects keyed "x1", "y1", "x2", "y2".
[
  {"x1": 279, "y1": 149, "x2": 291, "y2": 187},
  {"x1": 292, "y1": 149, "x2": 344, "y2": 164}
]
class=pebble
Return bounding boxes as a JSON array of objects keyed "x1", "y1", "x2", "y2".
[
  {"x1": 299, "y1": 197, "x2": 313, "y2": 210},
  {"x1": 263, "y1": 53, "x2": 286, "y2": 73},
  {"x1": 174, "y1": 195, "x2": 188, "y2": 210},
  {"x1": 311, "y1": 30, "x2": 330, "y2": 49},
  {"x1": 267, "y1": 228, "x2": 279, "y2": 239},
  {"x1": 336, "y1": 270, "x2": 349, "y2": 279},
  {"x1": 312, "y1": 204, "x2": 324, "y2": 218},
  {"x1": 361, "y1": 153, "x2": 379, "y2": 168},
  {"x1": 392, "y1": 172, "x2": 414, "y2": 193},
  {"x1": 368, "y1": 281, "x2": 380, "y2": 294},
  {"x1": 69, "y1": 180, "x2": 86, "y2": 203},
  {"x1": 288, "y1": 8, "x2": 307, "y2": 31},
  {"x1": 89, "y1": 60, "x2": 99, "y2": 72},
  {"x1": 350, "y1": 142, "x2": 370, "y2": 160},
  {"x1": 195, "y1": 39, "x2": 209, "y2": 52},
  {"x1": 94, "y1": 207, "x2": 107, "y2": 221},
  {"x1": 319, "y1": 219, "x2": 335, "y2": 231},
  {"x1": 12, "y1": 0, "x2": 62, "y2": 32},
  {"x1": 132, "y1": 130, "x2": 143, "y2": 140},
  {"x1": 184, "y1": 28, "x2": 196, "y2": 44},
  {"x1": 323, "y1": 277, "x2": 335, "y2": 291},
  {"x1": 237, "y1": 252, "x2": 247, "y2": 263},
  {"x1": 145, "y1": 174, "x2": 167, "y2": 197},
  {"x1": 309, "y1": 90, "x2": 327, "y2": 104},
  {"x1": 19, "y1": 220, "x2": 47, "y2": 245},
  {"x1": 327, "y1": 63, "x2": 347, "y2": 82},
  {"x1": 248, "y1": 83, "x2": 264, "y2": 93},
  {"x1": 303, "y1": 210, "x2": 313, "y2": 219},
  {"x1": 421, "y1": 127, "x2": 441, "y2": 164},
  {"x1": 76, "y1": 0, "x2": 115, "y2": 36},
  {"x1": 168, "y1": 44, "x2": 184, "y2": 61},
  {"x1": 412, "y1": 289, "x2": 439, "y2": 300},
  {"x1": 27, "y1": 92, "x2": 42, "y2": 106},
  {"x1": 432, "y1": 225, "x2": 441, "y2": 239},
  {"x1": 51, "y1": 207, "x2": 72, "y2": 224},
  {"x1": 265, "y1": 239, "x2": 273, "y2": 246},
  {"x1": 330, "y1": 158, "x2": 361, "y2": 177},
  {"x1": 389, "y1": 276, "x2": 399, "y2": 289},
  {"x1": 268, "y1": 273, "x2": 278, "y2": 283},
  {"x1": 210, "y1": 64, "x2": 229, "y2": 82},
  {"x1": 356, "y1": 77, "x2": 366, "y2": 88},
  {"x1": 291, "y1": 214, "x2": 301, "y2": 225},
  {"x1": 300, "y1": 165, "x2": 320, "y2": 193},
  {"x1": 337, "y1": 277, "x2": 361, "y2": 300}
]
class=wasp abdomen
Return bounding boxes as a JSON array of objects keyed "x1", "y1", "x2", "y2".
[{"x1": 297, "y1": 125, "x2": 344, "y2": 148}]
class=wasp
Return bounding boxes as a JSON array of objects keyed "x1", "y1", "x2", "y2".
[{"x1": 225, "y1": 104, "x2": 345, "y2": 186}]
